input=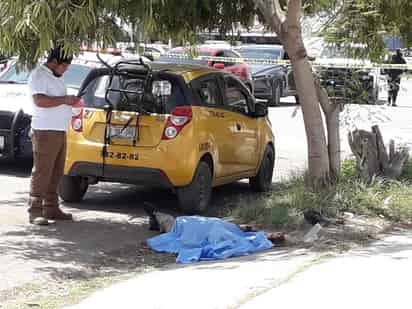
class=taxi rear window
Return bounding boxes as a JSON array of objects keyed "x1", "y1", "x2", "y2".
[{"x1": 82, "y1": 74, "x2": 186, "y2": 114}]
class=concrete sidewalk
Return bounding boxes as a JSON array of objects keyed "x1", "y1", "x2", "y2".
[
  {"x1": 67, "y1": 229, "x2": 412, "y2": 309},
  {"x1": 67, "y1": 247, "x2": 322, "y2": 309},
  {"x1": 239, "y1": 229, "x2": 412, "y2": 309}
]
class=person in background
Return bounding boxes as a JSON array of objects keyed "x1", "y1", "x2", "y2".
[
  {"x1": 387, "y1": 49, "x2": 406, "y2": 106},
  {"x1": 27, "y1": 46, "x2": 81, "y2": 225}
]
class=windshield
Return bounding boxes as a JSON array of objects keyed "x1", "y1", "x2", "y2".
[
  {"x1": 0, "y1": 64, "x2": 29, "y2": 84},
  {"x1": 238, "y1": 48, "x2": 282, "y2": 60},
  {"x1": 0, "y1": 63, "x2": 92, "y2": 89}
]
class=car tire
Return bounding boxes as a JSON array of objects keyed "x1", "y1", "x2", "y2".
[
  {"x1": 177, "y1": 161, "x2": 212, "y2": 214},
  {"x1": 58, "y1": 176, "x2": 89, "y2": 203},
  {"x1": 268, "y1": 80, "x2": 281, "y2": 106},
  {"x1": 250, "y1": 145, "x2": 275, "y2": 192}
]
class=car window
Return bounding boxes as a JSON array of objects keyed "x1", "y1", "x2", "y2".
[
  {"x1": 83, "y1": 74, "x2": 185, "y2": 114},
  {"x1": 223, "y1": 76, "x2": 249, "y2": 114},
  {"x1": 63, "y1": 64, "x2": 92, "y2": 89},
  {"x1": 238, "y1": 48, "x2": 282, "y2": 60},
  {"x1": 223, "y1": 50, "x2": 240, "y2": 67},
  {"x1": 195, "y1": 78, "x2": 221, "y2": 106}
]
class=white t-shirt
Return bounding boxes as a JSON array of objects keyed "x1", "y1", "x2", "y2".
[{"x1": 28, "y1": 64, "x2": 71, "y2": 131}]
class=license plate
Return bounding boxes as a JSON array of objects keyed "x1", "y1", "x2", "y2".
[
  {"x1": 0, "y1": 136, "x2": 4, "y2": 150},
  {"x1": 109, "y1": 125, "x2": 137, "y2": 140}
]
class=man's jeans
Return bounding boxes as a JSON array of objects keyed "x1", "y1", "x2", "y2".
[{"x1": 28, "y1": 130, "x2": 66, "y2": 212}]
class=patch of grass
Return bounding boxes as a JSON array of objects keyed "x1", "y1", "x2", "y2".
[
  {"x1": 401, "y1": 159, "x2": 412, "y2": 179},
  {"x1": 233, "y1": 172, "x2": 412, "y2": 228},
  {"x1": 340, "y1": 158, "x2": 358, "y2": 179}
]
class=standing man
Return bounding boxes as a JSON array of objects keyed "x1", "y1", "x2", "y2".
[
  {"x1": 388, "y1": 49, "x2": 406, "y2": 106},
  {"x1": 28, "y1": 46, "x2": 81, "y2": 225}
]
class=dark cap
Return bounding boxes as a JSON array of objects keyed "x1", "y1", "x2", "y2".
[{"x1": 47, "y1": 46, "x2": 73, "y2": 64}]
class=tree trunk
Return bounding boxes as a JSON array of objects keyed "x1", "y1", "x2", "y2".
[
  {"x1": 315, "y1": 79, "x2": 342, "y2": 181},
  {"x1": 279, "y1": 6, "x2": 331, "y2": 188},
  {"x1": 348, "y1": 125, "x2": 409, "y2": 182},
  {"x1": 289, "y1": 51, "x2": 331, "y2": 186},
  {"x1": 254, "y1": 0, "x2": 340, "y2": 189}
]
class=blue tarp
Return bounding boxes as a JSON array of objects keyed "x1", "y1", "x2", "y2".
[{"x1": 147, "y1": 216, "x2": 273, "y2": 264}]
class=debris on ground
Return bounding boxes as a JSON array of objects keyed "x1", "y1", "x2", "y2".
[
  {"x1": 303, "y1": 210, "x2": 331, "y2": 226},
  {"x1": 303, "y1": 223, "x2": 323, "y2": 243},
  {"x1": 143, "y1": 202, "x2": 175, "y2": 233}
]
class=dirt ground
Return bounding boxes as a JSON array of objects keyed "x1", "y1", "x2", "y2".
[
  {"x1": 0, "y1": 160, "x2": 281, "y2": 308},
  {"x1": 0, "y1": 160, "x2": 391, "y2": 309}
]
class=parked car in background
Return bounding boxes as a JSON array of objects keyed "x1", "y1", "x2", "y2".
[
  {"x1": 0, "y1": 51, "x2": 144, "y2": 161},
  {"x1": 59, "y1": 62, "x2": 274, "y2": 213},
  {"x1": 137, "y1": 44, "x2": 169, "y2": 61},
  {"x1": 237, "y1": 45, "x2": 297, "y2": 106},
  {"x1": 316, "y1": 45, "x2": 385, "y2": 104},
  {"x1": 156, "y1": 46, "x2": 254, "y2": 93}
]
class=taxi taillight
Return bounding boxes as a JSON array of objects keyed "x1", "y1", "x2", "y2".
[
  {"x1": 162, "y1": 106, "x2": 192, "y2": 140},
  {"x1": 71, "y1": 100, "x2": 84, "y2": 132}
]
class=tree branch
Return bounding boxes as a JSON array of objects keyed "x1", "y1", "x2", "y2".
[
  {"x1": 254, "y1": 0, "x2": 284, "y2": 34},
  {"x1": 314, "y1": 77, "x2": 332, "y2": 115}
]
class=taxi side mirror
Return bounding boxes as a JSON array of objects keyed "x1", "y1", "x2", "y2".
[{"x1": 253, "y1": 101, "x2": 268, "y2": 117}]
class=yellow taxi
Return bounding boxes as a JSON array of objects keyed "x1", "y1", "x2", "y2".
[{"x1": 59, "y1": 60, "x2": 275, "y2": 213}]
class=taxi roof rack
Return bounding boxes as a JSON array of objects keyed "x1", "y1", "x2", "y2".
[{"x1": 96, "y1": 53, "x2": 153, "y2": 114}]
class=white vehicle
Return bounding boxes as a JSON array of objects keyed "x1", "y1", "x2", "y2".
[
  {"x1": 0, "y1": 51, "x2": 149, "y2": 160},
  {"x1": 315, "y1": 45, "x2": 387, "y2": 104}
]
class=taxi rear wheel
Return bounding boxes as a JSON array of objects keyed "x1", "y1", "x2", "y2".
[
  {"x1": 250, "y1": 145, "x2": 275, "y2": 192},
  {"x1": 58, "y1": 176, "x2": 89, "y2": 203},
  {"x1": 177, "y1": 161, "x2": 212, "y2": 214}
]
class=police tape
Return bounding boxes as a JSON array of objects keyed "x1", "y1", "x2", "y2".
[{"x1": 144, "y1": 52, "x2": 412, "y2": 71}]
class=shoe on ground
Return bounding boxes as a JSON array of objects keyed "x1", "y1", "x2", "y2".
[
  {"x1": 43, "y1": 207, "x2": 73, "y2": 221},
  {"x1": 29, "y1": 215, "x2": 49, "y2": 226}
]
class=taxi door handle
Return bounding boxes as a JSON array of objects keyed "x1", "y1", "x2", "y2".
[{"x1": 236, "y1": 123, "x2": 241, "y2": 131}]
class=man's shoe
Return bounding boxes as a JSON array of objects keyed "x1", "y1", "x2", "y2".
[
  {"x1": 43, "y1": 207, "x2": 73, "y2": 221},
  {"x1": 29, "y1": 214, "x2": 49, "y2": 226}
]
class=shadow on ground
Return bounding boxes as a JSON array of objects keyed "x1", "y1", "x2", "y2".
[
  {"x1": 0, "y1": 176, "x2": 279, "y2": 285},
  {"x1": 0, "y1": 159, "x2": 32, "y2": 178},
  {"x1": 0, "y1": 217, "x2": 175, "y2": 282}
]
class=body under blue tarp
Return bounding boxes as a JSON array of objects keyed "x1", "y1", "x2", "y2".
[{"x1": 147, "y1": 216, "x2": 273, "y2": 264}]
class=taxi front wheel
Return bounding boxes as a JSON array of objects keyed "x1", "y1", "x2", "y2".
[
  {"x1": 58, "y1": 176, "x2": 89, "y2": 203},
  {"x1": 177, "y1": 161, "x2": 212, "y2": 214},
  {"x1": 250, "y1": 145, "x2": 275, "y2": 192}
]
